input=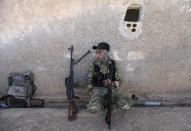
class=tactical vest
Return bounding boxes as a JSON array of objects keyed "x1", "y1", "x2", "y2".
[{"x1": 91, "y1": 60, "x2": 116, "y2": 87}]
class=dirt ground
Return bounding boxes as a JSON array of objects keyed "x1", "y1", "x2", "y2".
[{"x1": 1, "y1": 107, "x2": 191, "y2": 131}]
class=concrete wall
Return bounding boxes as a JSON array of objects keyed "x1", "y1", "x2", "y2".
[{"x1": 0, "y1": 0, "x2": 191, "y2": 101}]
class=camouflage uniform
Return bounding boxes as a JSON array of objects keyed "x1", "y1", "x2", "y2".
[{"x1": 87, "y1": 59, "x2": 132, "y2": 113}]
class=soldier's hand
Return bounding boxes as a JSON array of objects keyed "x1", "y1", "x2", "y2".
[
  {"x1": 112, "y1": 82, "x2": 117, "y2": 88},
  {"x1": 103, "y1": 79, "x2": 112, "y2": 86},
  {"x1": 88, "y1": 84, "x2": 93, "y2": 95}
]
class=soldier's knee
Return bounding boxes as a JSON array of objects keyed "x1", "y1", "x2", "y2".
[
  {"x1": 87, "y1": 108, "x2": 99, "y2": 113},
  {"x1": 87, "y1": 105, "x2": 103, "y2": 113},
  {"x1": 120, "y1": 103, "x2": 131, "y2": 110}
]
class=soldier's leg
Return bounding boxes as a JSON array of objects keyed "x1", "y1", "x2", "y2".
[
  {"x1": 87, "y1": 87, "x2": 106, "y2": 113},
  {"x1": 112, "y1": 89, "x2": 132, "y2": 110}
]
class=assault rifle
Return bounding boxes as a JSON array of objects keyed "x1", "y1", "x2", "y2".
[
  {"x1": 105, "y1": 59, "x2": 115, "y2": 129},
  {"x1": 65, "y1": 45, "x2": 90, "y2": 121}
]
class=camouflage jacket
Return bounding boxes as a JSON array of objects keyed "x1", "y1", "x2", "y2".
[{"x1": 88, "y1": 59, "x2": 121, "y2": 89}]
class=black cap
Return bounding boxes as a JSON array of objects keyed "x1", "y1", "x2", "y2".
[{"x1": 93, "y1": 42, "x2": 110, "y2": 51}]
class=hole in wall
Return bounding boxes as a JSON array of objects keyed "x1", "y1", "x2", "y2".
[
  {"x1": 123, "y1": 4, "x2": 142, "y2": 33},
  {"x1": 127, "y1": 24, "x2": 131, "y2": 27},
  {"x1": 133, "y1": 24, "x2": 137, "y2": 27},
  {"x1": 119, "y1": 3, "x2": 144, "y2": 39},
  {"x1": 124, "y1": 4, "x2": 141, "y2": 22},
  {"x1": 131, "y1": 28, "x2": 136, "y2": 32}
]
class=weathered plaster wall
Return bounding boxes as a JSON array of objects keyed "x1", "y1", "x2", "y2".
[{"x1": 0, "y1": 0, "x2": 191, "y2": 101}]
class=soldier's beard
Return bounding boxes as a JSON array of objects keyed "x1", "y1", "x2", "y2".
[{"x1": 96, "y1": 51, "x2": 109, "y2": 64}]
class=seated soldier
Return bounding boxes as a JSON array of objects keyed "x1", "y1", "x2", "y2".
[{"x1": 87, "y1": 42, "x2": 132, "y2": 113}]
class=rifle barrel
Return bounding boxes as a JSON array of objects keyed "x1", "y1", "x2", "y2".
[{"x1": 75, "y1": 50, "x2": 91, "y2": 65}]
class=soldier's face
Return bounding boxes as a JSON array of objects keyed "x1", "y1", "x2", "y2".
[{"x1": 96, "y1": 50, "x2": 105, "y2": 60}]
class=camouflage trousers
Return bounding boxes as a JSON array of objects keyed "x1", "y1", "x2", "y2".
[{"x1": 87, "y1": 87, "x2": 132, "y2": 113}]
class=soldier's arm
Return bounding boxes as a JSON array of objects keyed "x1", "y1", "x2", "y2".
[
  {"x1": 87, "y1": 63, "x2": 94, "y2": 90},
  {"x1": 113, "y1": 63, "x2": 121, "y2": 88}
]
